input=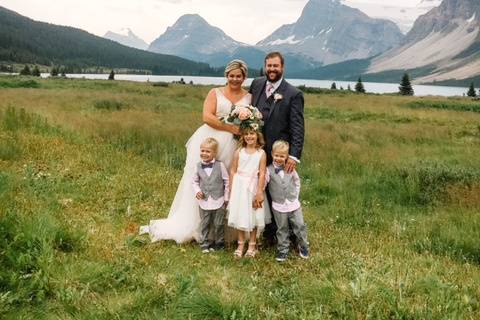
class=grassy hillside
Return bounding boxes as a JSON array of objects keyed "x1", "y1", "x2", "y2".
[
  {"x1": 1, "y1": 75, "x2": 479, "y2": 319},
  {"x1": 0, "y1": 6, "x2": 218, "y2": 75}
]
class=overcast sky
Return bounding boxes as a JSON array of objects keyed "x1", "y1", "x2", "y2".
[{"x1": 0, "y1": 0, "x2": 428, "y2": 44}]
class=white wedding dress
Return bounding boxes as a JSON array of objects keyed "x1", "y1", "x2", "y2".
[{"x1": 140, "y1": 89, "x2": 251, "y2": 243}]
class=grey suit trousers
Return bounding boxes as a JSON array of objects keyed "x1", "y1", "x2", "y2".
[{"x1": 272, "y1": 207, "x2": 309, "y2": 253}]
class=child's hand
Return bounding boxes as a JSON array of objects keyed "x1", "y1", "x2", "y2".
[
  {"x1": 224, "y1": 201, "x2": 228, "y2": 207},
  {"x1": 196, "y1": 192, "x2": 205, "y2": 200},
  {"x1": 253, "y1": 192, "x2": 264, "y2": 209}
]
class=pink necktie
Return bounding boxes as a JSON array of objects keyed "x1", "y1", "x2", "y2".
[{"x1": 266, "y1": 82, "x2": 274, "y2": 98}]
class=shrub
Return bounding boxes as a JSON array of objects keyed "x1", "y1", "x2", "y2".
[
  {"x1": 396, "y1": 162, "x2": 480, "y2": 206},
  {"x1": 152, "y1": 82, "x2": 169, "y2": 87},
  {"x1": 92, "y1": 99, "x2": 124, "y2": 110},
  {"x1": 405, "y1": 100, "x2": 480, "y2": 113},
  {"x1": 0, "y1": 78, "x2": 40, "y2": 88},
  {"x1": 1, "y1": 107, "x2": 58, "y2": 135}
]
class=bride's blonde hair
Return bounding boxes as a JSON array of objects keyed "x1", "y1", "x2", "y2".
[{"x1": 225, "y1": 60, "x2": 248, "y2": 78}]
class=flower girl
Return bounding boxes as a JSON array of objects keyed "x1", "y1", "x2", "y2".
[{"x1": 228, "y1": 127, "x2": 267, "y2": 258}]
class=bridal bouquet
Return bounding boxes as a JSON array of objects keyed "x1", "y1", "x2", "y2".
[{"x1": 222, "y1": 105, "x2": 264, "y2": 131}]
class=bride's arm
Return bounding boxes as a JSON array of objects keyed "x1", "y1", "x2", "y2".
[{"x1": 203, "y1": 89, "x2": 240, "y2": 135}]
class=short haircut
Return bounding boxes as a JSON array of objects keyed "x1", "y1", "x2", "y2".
[
  {"x1": 224, "y1": 59, "x2": 248, "y2": 78},
  {"x1": 272, "y1": 140, "x2": 289, "y2": 154},
  {"x1": 265, "y1": 52, "x2": 285, "y2": 66},
  {"x1": 201, "y1": 137, "x2": 219, "y2": 154}
]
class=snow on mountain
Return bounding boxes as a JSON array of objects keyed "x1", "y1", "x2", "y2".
[
  {"x1": 257, "y1": 0, "x2": 404, "y2": 65},
  {"x1": 104, "y1": 28, "x2": 148, "y2": 50}
]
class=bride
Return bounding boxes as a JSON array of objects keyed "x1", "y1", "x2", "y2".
[{"x1": 140, "y1": 60, "x2": 250, "y2": 243}]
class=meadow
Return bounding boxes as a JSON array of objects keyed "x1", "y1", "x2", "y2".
[{"x1": 0, "y1": 75, "x2": 479, "y2": 319}]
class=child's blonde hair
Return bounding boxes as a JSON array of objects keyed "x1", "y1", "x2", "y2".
[
  {"x1": 201, "y1": 137, "x2": 219, "y2": 154},
  {"x1": 272, "y1": 140, "x2": 289, "y2": 154},
  {"x1": 238, "y1": 127, "x2": 265, "y2": 149}
]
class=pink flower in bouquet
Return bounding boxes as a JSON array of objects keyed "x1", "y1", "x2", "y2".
[{"x1": 238, "y1": 107, "x2": 253, "y2": 120}]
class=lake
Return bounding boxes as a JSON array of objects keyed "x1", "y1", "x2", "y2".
[{"x1": 43, "y1": 74, "x2": 469, "y2": 97}]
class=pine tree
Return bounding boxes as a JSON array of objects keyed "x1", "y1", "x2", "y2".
[
  {"x1": 50, "y1": 66, "x2": 58, "y2": 77},
  {"x1": 467, "y1": 82, "x2": 476, "y2": 97},
  {"x1": 31, "y1": 66, "x2": 41, "y2": 77},
  {"x1": 399, "y1": 73, "x2": 414, "y2": 96},
  {"x1": 355, "y1": 77, "x2": 365, "y2": 93},
  {"x1": 108, "y1": 70, "x2": 115, "y2": 80},
  {"x1": 330, "y1": 82, "x2": 337, "y2": 90},
  {"x1": 19, "y1": 65, "x2": 31, "y2": 76},
  {"x1": 347, "y1": 84, "x2": 352, "y2": 91}
]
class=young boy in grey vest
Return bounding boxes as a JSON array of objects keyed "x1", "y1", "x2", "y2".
[
  {"x1": 267, "y1": 140, "x2": 309, "y2": 262},
  {"x1": 192, "y1": 137, "x2": 230, "y2": 253}
]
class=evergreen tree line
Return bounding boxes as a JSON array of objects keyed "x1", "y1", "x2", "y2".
[
  {"x1": 0, "y1": 6, "x2": 219, "y2": 76},
  {"x1": 325, "y1": 73, "x2": 413, "y2": 95}
]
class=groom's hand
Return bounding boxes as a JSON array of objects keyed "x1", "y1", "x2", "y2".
[
  {"x1": 285, "y1": 157, "x2": 297, "y2": 173},
  {"x1": 196, "y1": 192, "x2": 205, "y2": 200}
]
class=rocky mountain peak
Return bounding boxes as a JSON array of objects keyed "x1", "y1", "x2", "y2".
[
  {"x1": 170, "y1": 14, "x2": 209, "y2": 30},
  {"x1": 256, "y1": 0, "x2": 403, "y2": 65},
  {"x1": 406, "y1": 0, "x2": 479, "y2": 43},
  {"x1": 148, "y1": 14, "x2": 243, "y2": 61},
  {"x1": 103, "y1": 28, "x2": 148, "y2": 50}
]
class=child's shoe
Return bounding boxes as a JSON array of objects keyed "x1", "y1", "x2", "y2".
[
  {"x1": 275, "y1": 251, "x2": 288, "y2": 262},
  {"x1": 201, "y1": 246, "x2": 210, "y2": 254},
  {"x1": 298, "y1": 246, "x2": 309, "y2": 259},
  {"x1": 213, "y1": 242, "x2": 225, "y2": 251}
]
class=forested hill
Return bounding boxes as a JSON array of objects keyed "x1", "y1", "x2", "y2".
[{"x1": 0, "y1": 6, "x2": 218, "y2": 75}]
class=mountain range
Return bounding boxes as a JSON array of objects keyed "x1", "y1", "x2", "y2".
[
  {"x1": 342, "y1": 0, "x2": 442, "y2": 34},
  {"x1": 144, "y1": 0, "x2": 406, "y2": 75},
  {"x1": 0, "y1": 6, "x2": 217, "y2": 75},
  {"x1": 257, "y1": 0, "x2": 403, "y2": 66},
  {"x1": 368, "y1": 0, "x2": 480, "y2": 84},
  {"x1": 2, "y1": 0, "x2": 479, "y2": 85}
]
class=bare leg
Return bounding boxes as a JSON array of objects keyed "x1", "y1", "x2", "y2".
[
  {"x1": 246, "y1": 228, "x2": 258, "y2": 257},
  {"x1": 234, "y1": 230, "x2": 246, "y2": 258}
]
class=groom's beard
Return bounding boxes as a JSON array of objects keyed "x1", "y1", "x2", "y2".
[{"x1": 267, "y1": 70, "x2": 283, "y2": 83}]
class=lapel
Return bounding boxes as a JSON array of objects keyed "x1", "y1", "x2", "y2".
[
  {"x1": 253, "y1": 77, "x2": 267, "y2": 107},
  {"x1": 268, "y1": 79, "x2": 287, "y2": 119}
]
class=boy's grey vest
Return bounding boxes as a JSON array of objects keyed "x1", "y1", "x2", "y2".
[
  {"x1": 267, "y1": 165, "x2": 298, "y2": 203},
  {"x1": 197, "y1": 161, "x2": 225, "y2": 200}
]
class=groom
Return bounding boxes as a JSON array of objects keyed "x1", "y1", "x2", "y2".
[{"x1": 249, "y1": 51, "x2": 305, "y2": 243}]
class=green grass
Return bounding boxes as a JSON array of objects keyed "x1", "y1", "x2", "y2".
[
  {"x1": 405, "y1": 100, "x2": 480, "y2": 113},
  {"x1": 0, "y1": 75, "x2": 479, "y2": 319}
]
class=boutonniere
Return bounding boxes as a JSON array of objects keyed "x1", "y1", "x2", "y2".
[{"x1": 274, "y1": 93, "x2": 283, "y2": 102}]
